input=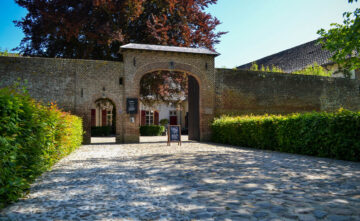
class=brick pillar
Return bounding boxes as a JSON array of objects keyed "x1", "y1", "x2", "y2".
[
  {"x1": 115, "y1": 108, "x2": 124, "y2": 143},
  {"x1": 82, "y1": 111, "x2": 91, "y2": 144},
  {"x1": 123, "y1": 97, "x2": 140, "y2": 143}
]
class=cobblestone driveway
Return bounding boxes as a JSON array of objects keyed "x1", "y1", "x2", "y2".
[{"x1": 1, "y1": 138, "x2": 360, "y2": 220}]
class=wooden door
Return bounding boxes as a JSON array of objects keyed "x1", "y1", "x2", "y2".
[
  {"x1": 170, "y1": 116, "x2": 177, "y2": 125},
  {"x1": 188, "y1": 75, "x2": 200, "y2": 141}
]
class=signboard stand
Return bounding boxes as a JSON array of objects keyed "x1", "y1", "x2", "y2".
[{"x1": 167, "y1": 125, "x2": 181, "y2": 146}]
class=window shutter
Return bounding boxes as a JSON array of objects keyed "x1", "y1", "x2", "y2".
[
  {"x1": 141, "y1": 110, "x2": 146, "y2": 126},
  {"x1": 91, "y1": 109, "x2": 96, "y2": 126},
  {"x1": 154, "y1": 111, "x2": 159, "y2": 125},
  {"x1": 102, "y1": 110, "x2": 107, "y2": 126}
]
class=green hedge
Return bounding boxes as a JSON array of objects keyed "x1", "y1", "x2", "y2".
[
  {"x1": 0, "y1": 87, "x2": 83, "y2": 208},
  {"x1": 211, "y1": 109, "x2": 360, "y2": 161},
  {"x1": 140, "y1": 125, "x2": 165, "y2": 136},
  {"x1": 91, "y1": 126, "x2": 113, "y2": 136}
]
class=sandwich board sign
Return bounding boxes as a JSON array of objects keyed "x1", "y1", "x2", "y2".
[{"x1": 168, "y1": 125, "x2": 181, "y2": 146}]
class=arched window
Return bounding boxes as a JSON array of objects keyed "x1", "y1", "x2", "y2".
[{"x1": 92, "y1": 99, "x2": 114, "y2": 127}]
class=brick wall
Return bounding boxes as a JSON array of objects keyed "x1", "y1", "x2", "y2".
[
  {"x1": 0, "y1": 56, "x2": 124, "y2": 144},
  {"x1": 215, "y1": 69, "x2": 360, "y2": 115},
  {"x1": 0, "y1": 53, "x2": 215, "y2": 143},
  {"x1": 0, "y1": 56, "x2": 77, "y2": 111},
  {"x1": 1, "y1": 56, "x2": 359, "y2": 144}
]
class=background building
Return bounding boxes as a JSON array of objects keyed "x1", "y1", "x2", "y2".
[
  {"x1": 237, "y1": 40, "x2": 357, "y2": 78},
  {"x1": 140, "y1": 101, "x2": 188, "y2": 130}
]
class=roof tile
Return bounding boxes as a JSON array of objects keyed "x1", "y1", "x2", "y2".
[{"x1": 237, "y1": 40, "x2": 334, "y2": 72}]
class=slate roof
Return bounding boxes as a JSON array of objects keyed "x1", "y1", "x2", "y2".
[
  {"x1": 120, "y1": 43, "x2": 219, "y2": 56},
  {"x1": 237, "y1": 40, "x2": 334, "y2": 73}
]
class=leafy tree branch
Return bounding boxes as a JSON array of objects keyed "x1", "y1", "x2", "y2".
[{"x1": 317, "y1": 0, "x2": 359, "y2": 77}]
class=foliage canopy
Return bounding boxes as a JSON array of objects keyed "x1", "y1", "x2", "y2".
[
  {"x1": 293, "y1": 62, "x2": 332, "y2": 77},
  {"x1": 249, "y1": 62, "x2": 284, "y2": 73},
  {"x1": 0, "y1": 49, "x2": 20, "y2": 57},
  {"x1": 249, "y1": 62, "x2": 332, "y2": 77},
  {"x1": 140, "y1": 71, "x2": 188, "y2": 107},
  {"x1": 317, "y1": 0, "x2": 360, "y2": 76},
  {"x1": 15, "y1": 0, "x2": 226, "y2": 60}
]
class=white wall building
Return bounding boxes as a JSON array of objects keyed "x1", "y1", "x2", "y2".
[{"x1": 140, "y1": 101, "x2": 188, "y2": 130}]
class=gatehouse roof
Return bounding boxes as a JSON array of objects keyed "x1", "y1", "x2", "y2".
[{"x1": 120, "y1": 43, "x2": 219, "y2": 56}]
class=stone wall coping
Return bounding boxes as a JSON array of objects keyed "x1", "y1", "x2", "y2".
[
  {"x1": 0, "y1": 55, "x2": 124, "y2": 65},
  {"x1": 120, "y1": 43, "x2": 219, "y2": 56},
  {"x1": 216, "y1": 68, "x2": 359, "y2": 82}
]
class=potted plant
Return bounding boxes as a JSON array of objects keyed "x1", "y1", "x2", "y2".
[{"x1": 159, "y1": 119, "x2": 169, "y2": 135}]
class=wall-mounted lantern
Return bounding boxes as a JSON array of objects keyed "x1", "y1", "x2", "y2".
[
  {"x1": 169, "y1": 61, "x2": 174, "y2": 70},
  {"x1": 102, "y1": 87, "x2": 106, "y2": 98}
]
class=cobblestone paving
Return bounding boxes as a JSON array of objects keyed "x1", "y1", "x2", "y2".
[{"x1": 1, "y1": 137, "x2": 360, "y2": 220}]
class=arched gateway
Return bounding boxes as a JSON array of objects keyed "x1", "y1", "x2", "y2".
[{"x1": 117, "y1": 44, "x2": 218, "y2": 143}]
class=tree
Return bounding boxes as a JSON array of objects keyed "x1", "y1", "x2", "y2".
[
  {"x1": 140, "y1": 71, "x2": 188, "y2": 107},
  {"x1": 317, "y1": 0, "x2": 359, "y2": 76},
  {"x1": 14, "y1": 0, "x2": 226, "y2": 60}
]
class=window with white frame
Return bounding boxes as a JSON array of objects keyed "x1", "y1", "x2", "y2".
[{"x1": 145, "y1": 111, "x2": 154, "y2": 125}]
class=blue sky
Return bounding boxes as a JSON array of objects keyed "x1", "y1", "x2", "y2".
[
  {"x1": 0, "y1": 1, "x2": 27, "y2": 52},
  {"x1": 0, "y1": 0, "x2": 358, "y2": 68},
  {"x1": 207, "y1": 0, "x2": 359, "y2": 67}
]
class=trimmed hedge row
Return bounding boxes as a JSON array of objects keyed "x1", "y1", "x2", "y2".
[
  {"x1": 211, "y1": 109, "x2": 360, "y2": 161},
  {"x1": 91, "y1": 126, "x2": 113, "y2": 136},
  {"x1": 0, "y1": 88, "x2": 83, "y2": 208},
  {"x1": 140, "y1": 125, "x2": 165, "y2": 136}
]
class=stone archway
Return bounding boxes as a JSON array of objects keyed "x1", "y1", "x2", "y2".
[
  {"x1": 91, "y1": 98, "x2": 116, "y2": 136},
  {"x1": 137, "y1": 69, "x2": 201, "y2": 141},
  {"x1": 82, "y1": 95, "x2": 122, "y2": 144},
  {"x1": 120, "y1": 44, "x2": 217, "y2": 143}
]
